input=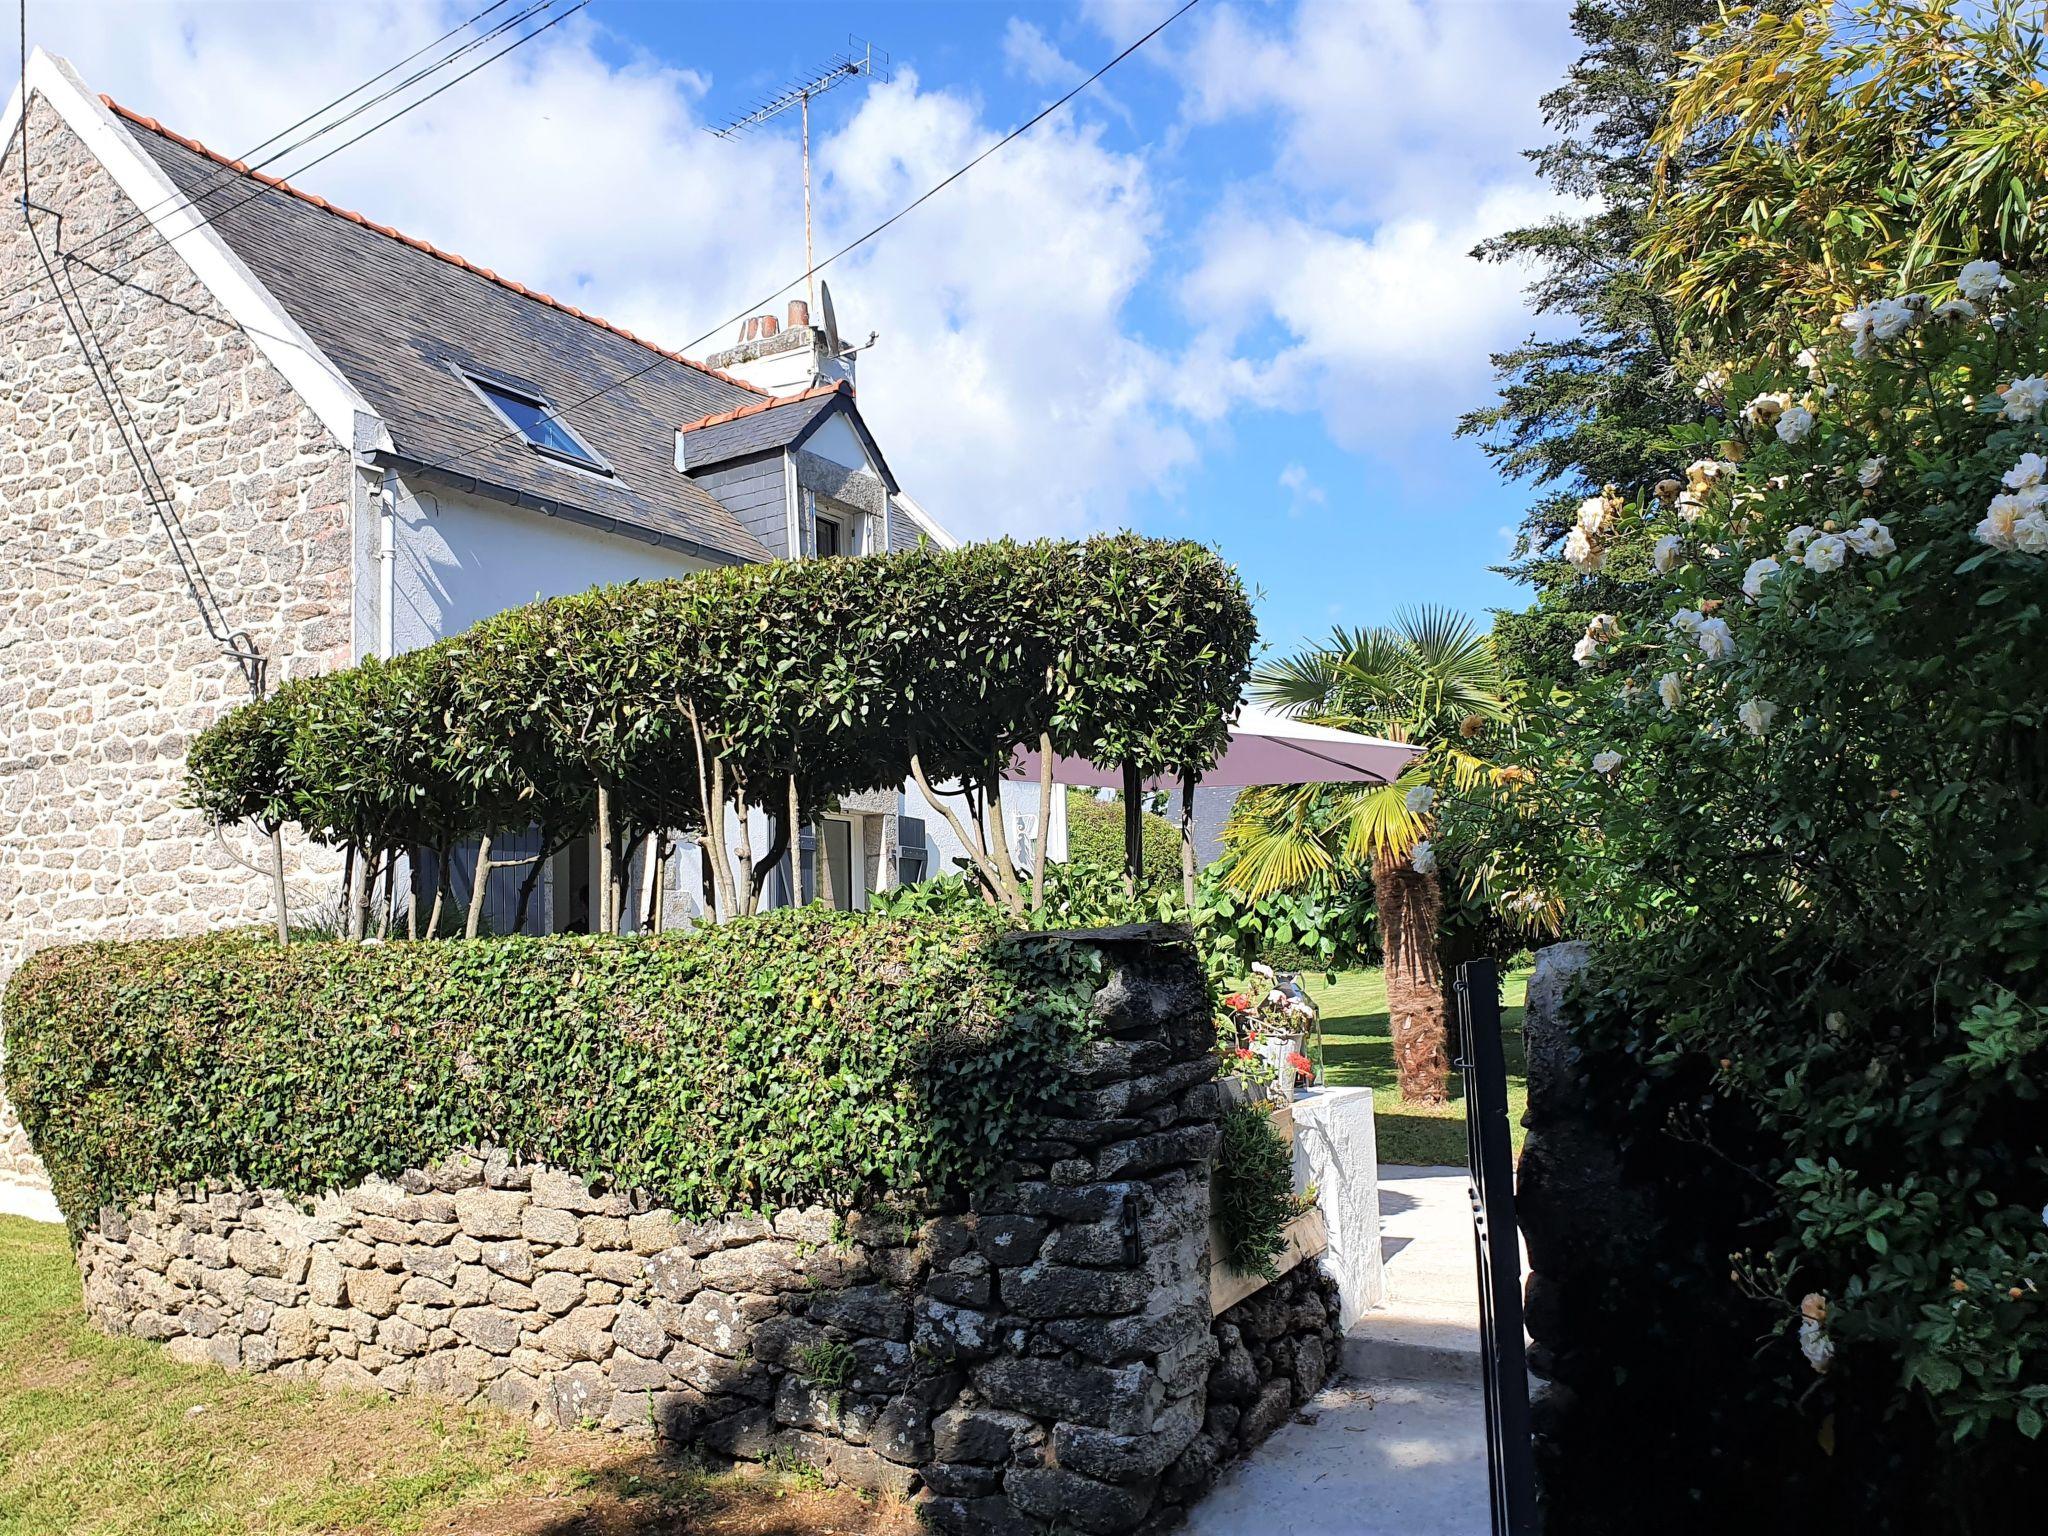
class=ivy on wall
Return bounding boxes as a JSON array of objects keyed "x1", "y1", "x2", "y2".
[{"x1": 2, "y1": 909, "x2": 1102, "y2": 1231}]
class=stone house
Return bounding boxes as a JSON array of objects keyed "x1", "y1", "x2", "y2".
[{"x1": 0, "y1": 51, "x2": 1063, "y2": 1219}]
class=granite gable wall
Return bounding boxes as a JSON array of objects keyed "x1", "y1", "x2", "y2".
[{"x1": 0, "y1": 92, "x2": 355, "y2": 1214}]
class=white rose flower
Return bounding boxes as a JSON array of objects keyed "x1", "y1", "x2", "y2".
[
  {"x1": 1957, "y1": 259, "x2": 2009, "y2": 301},
  {"x1": 1657, "y1": 671, "x2": 1683, "y2": 712},
  {"x1": 1409, "y1": 839, "x2": 1437, "y2": 876},
  {"x1": 1856, "y1": 456, "x2": 1886, "y2": 489},
  {"x1": 1405, "y1": 784, "x2": 1436, "y2": 816},
  {"x1": 1587, "y1": 613, "x2": 1620, "y2": 641},
  {"x1": 2004, "y1": 453, "x2": 2046, "y2": 490},
  {"x1": 1693, "y1": 367, "x2": 1728, "y2": 402},
  {"x1": 1563, "y1": 526, "x2": 1602, "y2": 571},
  {"x1": 1845, "y1": 517, "x2": 1895, "y2": 558},
  {"x1": 1738, "y1": 698, "x2": 1778, "y2": 737},
  {"x1": 1577, "y1": 495, "x2": 1611, "y2": 535},
  {"x1": 2014, "y1": 512, "x2": 2048, "y2": 555},
  {"x1": 1799, "y1": 1316, "x2": 1834, "y2": 1374},
  {"x1": 1803, "y1": 532, "x2": 1848, "y2": 573},
  {"x1": 1668, "y1": 607, "x2": 1705, "y2": 637},
  {"x1": 1591, "y1": 750, "x2": 1623, "y2": 775},
  {"x1": 1775, "y1": 405, "x2": 1816, "y2": 444},
  {"x1": 1742, "y1": 391, "x2": 1790, "y2": 427},
  {"x1": 1795, "y1": 347, "x2": 1821, "y2": 380},
  {"x1": 1695, "y1": 616, "x2": 1736, "y2": 662},
  {"x1": 1867, "y1": 296, "x2": 1923, "y2": 341},
  {"x1": 1743, "y1": 556, "x2": 1782, "y2": 599},
  {"x1": 1785, "y1": 524, "x2": 1818, "y2": 554},
  {"x1": 1977, "y1": 499, "x2": 2021, "y2": 550},
  {"x1": 1932, "y1": 297, "x2": 1978, "y2": 323},
  {"x1": 1652, "y1": 533, "x2": 1683, "y2": 574},
  {"x1": 2000, "y1": 376, "x2": 2048, "y2": 422},
  {"x1": 1572, "y1": 635, "x2": 1599, "y2": 667}
]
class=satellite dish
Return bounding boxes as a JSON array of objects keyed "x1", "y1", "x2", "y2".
[{"x1": 818, "y1": 279, "x2": 843, "y2": 358}]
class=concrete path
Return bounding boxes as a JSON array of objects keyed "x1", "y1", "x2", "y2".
[
  {"x1": 1186, "y1": 1166, "x2": 1493, "y2": 1534},
  {"x1": 1184, "y1": 1378, "x2": 1487, "y2": 1535}
]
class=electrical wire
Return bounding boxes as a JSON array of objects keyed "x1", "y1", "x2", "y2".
[
  {"x1": 3, "y1": 0, "x2": 522, "y2": 288},
  {"x1": 0, "y1": 0, "x2": 585, "y2": 311},
  {"x1": 411, "y1": 0, "x2": 1204, "y2": 479}
]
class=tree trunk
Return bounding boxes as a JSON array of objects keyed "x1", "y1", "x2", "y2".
[
  {"x1": 1375, "y1": 848, "x2": 1449, "y2": 1105},
  {"x1": 514, "y1": 828, "x2": 549, "y2": 935},
  {"x1": 269, "y1": 826, "x2": 290, "y2": 944},
  {"x1": 465, "y1": 833, "x2": 494, "y2": 940},
  {"x1": 1030, "y1": 734, "x2": 1054, "y2": 918},
  {"x1": 1179, "y1": 776, "x2": 1197, "y2": 908},
  {"x1": 595, "y1": 785, "x2": 614, "y2": 934},
  {"x1": 1122, "y1": 763, "x2": 1143, "y2": 900},
  {"x1": 427, "y1": 843, "x2": 452, "y2": 939}
]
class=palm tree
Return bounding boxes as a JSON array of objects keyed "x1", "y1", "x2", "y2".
[{"x1": 1220, "y1": 608, "x2": 1512, "y2": 1105}]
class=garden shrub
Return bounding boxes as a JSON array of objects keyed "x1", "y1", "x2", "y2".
[
  {"x1": 1212, "y1": 1101, "x2": 1299, "y2": 1279},
  {"x1": 1, "y1": 908, "x2": 1102, "y2": 1232},
  {"x1": 1063, "y1": 789, "x2": 1182, "y2": 895},
  {"x1": 1463, "y1": 260, "x2": 2048, "y2": 1525}
]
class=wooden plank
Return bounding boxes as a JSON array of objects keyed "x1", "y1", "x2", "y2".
[{"x1": 1208, "y1": 1205, "x2": 1328, "y2": 1315}]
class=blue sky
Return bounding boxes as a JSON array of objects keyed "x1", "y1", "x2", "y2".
[{"x1": 18, "y1": 0, "x2": 1583, "y2": 661}]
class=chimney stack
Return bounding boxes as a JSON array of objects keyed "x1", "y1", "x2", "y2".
[
  {"x1": 706, "y1": 300, "x2": 858, "y2": 397},
  {"x1": 787, "y1": 299, "x2": 810, "y2": 330}
]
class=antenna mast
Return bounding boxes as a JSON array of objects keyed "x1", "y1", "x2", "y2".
[{"x1": 709, "y1": 37, "x2": 889, "y2": 309}]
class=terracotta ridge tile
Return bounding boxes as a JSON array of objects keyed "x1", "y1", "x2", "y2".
[
  {"x1": 674, "y1": 380, "x2": 850, "y2": 435},
  {"x1": 101, "y1": 95, "x2": 769, "y2": 396}
]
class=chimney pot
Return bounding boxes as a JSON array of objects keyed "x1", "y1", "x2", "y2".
[
  {"x1": 742, "y1": 316, "x2": 760, "y2": 342},
  {"x1": 759, "y1": 314, "x2": 780, "y2": 338},
  {"x1": 787, "y1": 299, "x2": 810, "y2": 330}
]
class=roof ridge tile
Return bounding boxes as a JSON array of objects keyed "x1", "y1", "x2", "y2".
[{"x1": 676, "y1": 380, "x2": 849, "y2": 436}]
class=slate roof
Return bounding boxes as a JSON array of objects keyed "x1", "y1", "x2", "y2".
[
  {"x1": 113, "y1": 102, "x2": 772, "y2": 564},
  {"x1": 677, "y1": 381, "x2": 900, "y2": 494},
  {"x1": 676, "y1": 382, "x2": 846, "y2": 470}
]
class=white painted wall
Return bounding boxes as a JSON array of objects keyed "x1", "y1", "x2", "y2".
[
  {"x1": 903, "y1": 780, "x2": 1068, "y2": 889},
  {"x1": 803, "y1": 412, "x2": 870, "y2": 471},
  {"x1": 387, "y1": 478, "x2": 713, "y2": 652}
]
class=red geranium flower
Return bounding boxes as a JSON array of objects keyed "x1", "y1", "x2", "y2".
[
  {"x1": 1288, "y1": 1052, "x2": 1314, "y2": 1077},
  {"x1": 1235, "y1": 1047, "x2": 1255, "y2": 1060},
  {"x1": 1223, "y1": 992, "x2": 1252, "y2": 1012}
]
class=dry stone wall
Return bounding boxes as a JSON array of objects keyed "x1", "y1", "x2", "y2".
[
  {"x1": 0, "y1": 94, "x2": 356, "y2": 1208},
  {"x1": 70, "y1": 937, "x2": 1279, "y2": 1535}
]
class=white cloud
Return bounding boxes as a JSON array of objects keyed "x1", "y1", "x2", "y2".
[
  {"x1": 1277, "y1": 462, "x2": 1324, "y2": 515},
  {"x1": 17, "y1": 2, "x2": 1190, "y2": 538},
  {"x1": 1176, "y1": 182, "x2": 1568, "y2": 446},
  {"x1": 1003, "y1": 18, "x2": 1085, "y2": 88}
]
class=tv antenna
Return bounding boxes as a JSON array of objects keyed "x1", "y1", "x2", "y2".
[{"x1": 709, "y1": 37, "x2": 890, "y2": 311}]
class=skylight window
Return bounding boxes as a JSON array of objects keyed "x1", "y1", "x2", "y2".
[{"x1": 465, "y1": 374, "x2": 609, "y2": 472}]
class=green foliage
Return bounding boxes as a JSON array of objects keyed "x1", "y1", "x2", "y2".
[
  {"x1": 1220, "y1": 607, "x2": 1510, "y2": 900},
  {"x1": 1212, "y1": 1102, "x2": 1299, "y2": 1279},
  {"x1": 1460, "y1": 0, "x2": 1719, "y2": 679},
  {"x1": 794, "y1": 1339, "x2": 857, "y2": 1389},
  {"x1": 1646, "y1": 0, "x2": 2048, "y2": 349},
  {"x1": 189, "y1": 535, "x2": 1255, "y2": 925},
  {"x1": 2, "y1": 909, "x2": 1103, "y2": 1232},
  {"x1": 1063, "y1": 789, "x2": 1180, "y2": 894},
  {"x1": 1463, "y1": 268, "x2": 2048, "y2": 1513},
  {"x1": 1186, "y1": 878, "x2": 1379, "y2": 975}
]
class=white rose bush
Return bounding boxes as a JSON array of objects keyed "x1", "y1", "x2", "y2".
[{"x1": 1463, "y1": 262, "x2": 2048, "y2": 1456}]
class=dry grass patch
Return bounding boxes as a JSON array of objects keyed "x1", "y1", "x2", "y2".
[{"x1": 0, "y1": 1216, "x2": 915, "y2": 1536}]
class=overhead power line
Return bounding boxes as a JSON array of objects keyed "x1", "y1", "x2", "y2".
[
  {"x1": 0, "y1": 0, "x2": 585, "y2": 310},
  {"x1": 23, "y1": 0, "x2": 527, "y2": 286},
  {"x1": 412, "y1": 0, "x2": 1204, "y2": 481}
]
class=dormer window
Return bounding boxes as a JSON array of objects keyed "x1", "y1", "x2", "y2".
[
  {"x1": 816, "y1": 514, "x2": 843, "y2": 558},
  {"x1": 463, "y1": 372, "x2": 610, "y2": 473}
]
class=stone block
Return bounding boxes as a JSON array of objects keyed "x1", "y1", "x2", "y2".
[
  {"x1": 451, "y1": 1306, "x2": 523, "y2": 1356},
  {"x1": 975, "y1": 1216, "x2": 1049, "y2": 1267},
  {"x1": 611, "y1": 1300, "x2": 665, "y2": 1360},
  {"x1": 974, "y1": 1356, "x2": 1164, "y2": 1434},
  {"x1": 479, "y1": 1240, "x2": 534, "y2": 1282},
  {"x1": 697, "y1": 1240, "x2": 805, "y2": 1294},
  {"x1": 647, "y1": 1249, "x2": 700, "y2": 1302},
  {"x1": 537, "y1": 1308, "x2": 615, "y2": 1363},
  {"x1": 530, "y1": 1169, "x2": 607, "y2": 1214},
  {"x1": 932, "y1": 1406, "x2": 1033, "y2": 1465},
  {"x1": 806, "y1": 1284, "x2": 910, "y2": 1341},
  {"x1": 1005, "y1": 1465, "x2": 1158, "y2": 1535},
  {"x1": 1050, "y1": 1392, "x2": 1203, "y2": 1480},
  {"x1": 452, "y1": 1189, "x2": 528, "y2": 1240},
  {"x1": 545, "y1": 1362, "x2": 612, "y2": 1429},
  {"x1": 999, "y1": 1261, "x2": 1150, "y2": 1319},
  {"x1": 520, "y1": 1206, "x2": 580, "y2": 1247}
]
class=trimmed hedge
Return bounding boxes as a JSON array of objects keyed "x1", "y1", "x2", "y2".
[
  {"x1": 1065, "y1": 788, "x2": 1182, "y2": 896},
  {"x1": 2, "y1": 909, "x2": 1102, "y2": 1230}
]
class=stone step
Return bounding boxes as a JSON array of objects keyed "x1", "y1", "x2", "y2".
[{"x1": 1340, "y1": 1311, "x2": 1482, "y2": 1384}]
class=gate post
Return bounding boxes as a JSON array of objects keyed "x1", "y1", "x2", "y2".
[{"x1": 1456, "y1": 957, "x2": 1539, "y2": 1535}]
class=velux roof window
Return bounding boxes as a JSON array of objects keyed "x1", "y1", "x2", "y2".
[{"x1": 465, "y1": 373, "x2": 610, "y2": 473}]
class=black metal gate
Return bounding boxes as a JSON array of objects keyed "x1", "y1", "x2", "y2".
[{"x1": 1455, "y1": 957, "x2": 1539, "y2": 1535}]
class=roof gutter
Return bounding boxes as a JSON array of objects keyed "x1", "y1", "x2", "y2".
[{"x1": 370, "y1": 451, "x2": 755, "y2": 568}]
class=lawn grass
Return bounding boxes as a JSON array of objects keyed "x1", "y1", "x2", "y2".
[
  {"x1": 1306, "y1": 965, "x2": 1530, "y2": 1168},
  {"x1": 0, "y1": 1216, "x2": 915, "y2": 1536}
]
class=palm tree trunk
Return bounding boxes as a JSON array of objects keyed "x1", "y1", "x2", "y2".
[{"x1": 1374, "y1": 848, "x2": 1449, "y2": 1106}]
